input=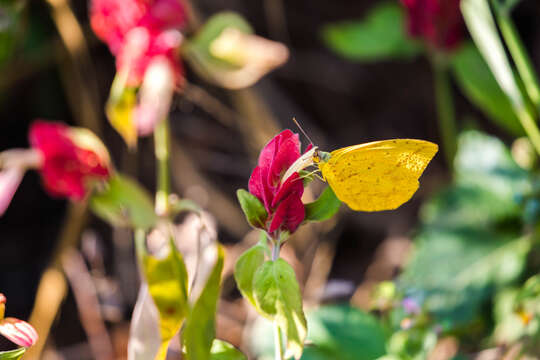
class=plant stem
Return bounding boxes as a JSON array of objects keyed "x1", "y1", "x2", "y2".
[
  {"x1": 433, "y1": 61, "x2": 458, "y2": 171},
  {"x1": 492, "y1": 0, "x2": 540, "y2": 111},
  {"x1": 271, "y1": 239, "x2": 280, "y2": 261},
  {"x1": 516, "y1": 107, "x2": 540, "y2": 156},
  {"x1": 274, "y1": 321, "x2": 285, "y2": 360},
  {"x1": 154, "y1": 118, "x2": 171, "y2": 216}
]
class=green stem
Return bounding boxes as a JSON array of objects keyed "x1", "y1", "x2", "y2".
[
  {"x1": 271, "y1": 241, "x2": 280, "y2": 261},
  {"x1": 273, "y1": 321, "x2": 285, "y2": 360},
  {"x1": 433, "y1": 61, "x2": 458, "y2": 171},
  {"x1": 516, "y1": 107, "x2": 540, "y2": 156},
  {"x1": 492, "y1": 0, "x2": 540, "y2": 110},
  {"x1": 154, "y1": 118, "x2": 171, "y2": 216}
]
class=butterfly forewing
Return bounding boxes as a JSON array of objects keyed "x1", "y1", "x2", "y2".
[{"x1": 319, "y1": 139, "x2": 438, "y2": 211}]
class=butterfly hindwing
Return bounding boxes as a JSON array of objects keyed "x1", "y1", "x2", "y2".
[{"x1": 318, "y1": 139, "x2": 438, "y2": 211}]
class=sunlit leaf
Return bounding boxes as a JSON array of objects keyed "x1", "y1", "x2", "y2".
[
  {"x1": 183, "y1": 245, "x2": 225, "y2": 360},
  {"x1": 236, "y1": 189, "x2": 268, "y2": 229},
  {"x1": 139, "y1": 236, "x2": 189, "y2": 360},
  {"x1": 90, "y1": 174, "x2": 157, "y2": 230},
  {"x1": 451, "y1": 43, "x2": 523, "y2": 136},
  {"x1": 461, "y1": 0, "x2": 522, "y2": 106},
  {"x1": 322, "y1": 2, "x2": 421, "y2": 62},
  {"x1": 209, "y1": 340, "x2": 247, "y2": 360},
  {"x1": 106, "y1": 84, "x2": 138, "y2": 148},
  {"x1": 253, "y1": 259, "x2": 307, "y2": 359},
  {"x1": 234, "y1": 243, "x2": 267, "y2": 307},
  {"x1": 304, "y1": 186, "x2": 341, "y2": 222}
]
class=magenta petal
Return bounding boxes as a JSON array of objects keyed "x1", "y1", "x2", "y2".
[
  {"x1": 271, "y1": 172, "x2": 304, "y2": 208},
  {"x1": 268, "y1": 135, "x2": 301, "y2": 186},
  {"x1": 248, "y1": 166, "x2": 273, "y2": 211},
  {"x1": 268, "y1": 194, "x2": 305, "y2": 233},
  {"x1": 0, "y1": 168, "x2": 24, "y2": 216},
  {"x1": 258, "y1": 129, "x2": 296, "y2": 168},
  {"x1": 248, "y1": 166, "x2": 264, "y2": 201},
  {"x1": 0, "y1": 318, "x2": 38, "y2": 348}
]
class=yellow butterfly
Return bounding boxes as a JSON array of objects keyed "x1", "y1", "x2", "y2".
[{"x1": 285, "y1": 139, "x2": 438, "y2": 212}]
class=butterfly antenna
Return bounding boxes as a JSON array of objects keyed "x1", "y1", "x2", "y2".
[{"x1": 292, "y1": 117, "x2": 315, "y2": 146}]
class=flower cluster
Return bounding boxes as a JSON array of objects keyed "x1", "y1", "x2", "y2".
[
  {"x1": 401, "y1": 0, "x2": 463, "y2": 51},
  {"x1": 0, "y1": 293, "x2": 38, "y2": 349},
  {"x1": 90, "y1": 0, "x2": 186, "y2": 86},
  {"x1": 0, "y1": 120, "x2": 110, "y2": 216},
  {"x1": 29, "y1": 121, "x2": 110, "y2": 200},
  {"x1": 248, "y1": 130, "x2": 307, "y2": 235}
]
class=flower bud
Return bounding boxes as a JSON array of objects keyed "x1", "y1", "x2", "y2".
[
  {"x1": 0, "y1": 318, "x2": 38, "y2": 348},
  {"x1": 0, "y1": 294, "x2": 38, "y2": 348}
]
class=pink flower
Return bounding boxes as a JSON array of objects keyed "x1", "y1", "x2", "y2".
[
  {"x1": 90, "y1": 0, "x2": 187, "y2": 86},
  {"x1": 117, "y1": 27, "x2": 184, "y2": 86},
  {"x1": 0, "y1": 294, "x2": 38, "y2": 349},
  {"x1": 401, "y1": 0, "x2": 463, "y2": 51},
  {"x1": 249, "y1": 130, "x2": 306, "y2": 234},
  {"x1": 29, "y1": 121, "x2": 110, "y2": 200},
  {"x1": 0, "y1": 168, "x2": 24, "y2": 216}
]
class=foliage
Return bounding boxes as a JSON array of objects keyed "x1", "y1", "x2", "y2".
[{"x1": 322, "y1": 2, "x2": 420, "y2": 61}]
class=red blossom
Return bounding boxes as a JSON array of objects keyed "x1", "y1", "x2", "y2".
[
  {"x1": 90, "y1": 0, "x2": 187, "y2": 85},
  {"x1": 401, "y1": 0, "x2": 463, "y2": 51},
  {"x1": 29, "y1": 121, "x2": 110, "y2": 200},
  {"x1": 249, "y1": 130, "x2": 306, "y2": 234}
]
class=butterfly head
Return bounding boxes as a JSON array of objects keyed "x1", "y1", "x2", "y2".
[{"x1": 313, "y1": 149, "x2": 331, "y2": 164}]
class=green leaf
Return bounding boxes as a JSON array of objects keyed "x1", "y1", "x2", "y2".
[
  {"x1": 90, "y1": 174, "x2": 157, "y2": 230},
  {"x1": 454, "y1": 131, "x2": 530, "y2": 198},
  {"x1": 399, "y1": 228, "x2": 531, "y2": 326},
  {"x1": 253, "y1": 259, "x2": 307, "y2": 359},
  {"x1": 234, "y1": 243, "x2": 267, "y2": 307},
  {"x1": 420, "y1": 184, "x2": 521, "y2": 229},
  {"x1": 322, "y1": 2, "x2": 421, "y2": 62},
  {"x1": 426, "y1": 133, "x2": 537, "y2": 229},
  {"x1": 304, "y1": 186, "x2": 341, "y2": 222},
  {"x1": 183, "y1": 245, "x2": 225, "y2": 360},
  {"x1": 303, "y1": 305, "x2": 387, "y2": 360},
  {"x1": 236, "y1": 189, "x2": 268, "y2": 229},
  {"x1": 461, "y1": 0, "x2": 524, "y2": 109},
  {"x1": 0, "y1": 348, "x2": 25, "y2": 360},
  {"x1": 451, "y1": 43, "x2": 523, "y2": 136},
  {"x1": 248, "y1": 306, "x2": 387, "y2": 360},
  {"x1": 0, "y1": 1, "x2": 26, "y2": 67},
  {"x1": 139, "y1": 237, "x2": 189, "y2": 360},
  {"x1": 210, "y1": 340, "x2": 247, "y2": 360}
]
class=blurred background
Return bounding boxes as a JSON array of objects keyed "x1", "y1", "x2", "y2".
[{"x1": 1, "y1": 0, "x2": 540, "y2": 359}]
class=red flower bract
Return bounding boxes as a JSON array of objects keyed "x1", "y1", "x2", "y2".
[
  {"x1": 249, "y1": 130, "x2": 306, "y2": 234},
  {"x1": 90, "y1": 0, "x2": 187, "y2": 85},
  {"x1": 29, "y1": 121, "x2": 110, "y2": 200},
  {"x1": 401, "y1": 0, "x2": 463, "y2": 51},
  {"x1": 117, "y1": 27, "x2": 184, "y2": 86}
]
